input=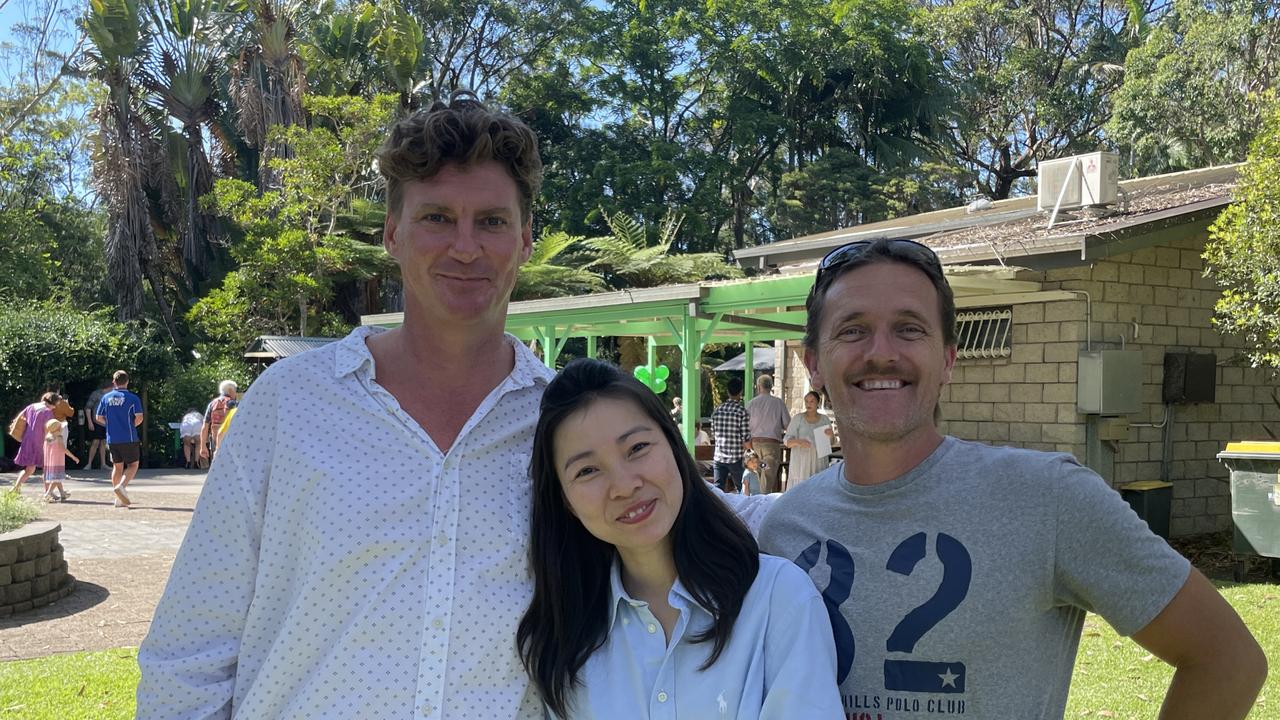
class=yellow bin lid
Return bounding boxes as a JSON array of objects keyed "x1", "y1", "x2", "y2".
[
  {"x1": 1225, "y1": 442, "x2": 1280, "y2": 454},
  {"x1": 1120, "y1": 481, "x2": 1172, "y2": 491}
]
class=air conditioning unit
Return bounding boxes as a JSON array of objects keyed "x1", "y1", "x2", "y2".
[{"x1": 1036, "y1": 151, "x2": 1119, "y2": 212}]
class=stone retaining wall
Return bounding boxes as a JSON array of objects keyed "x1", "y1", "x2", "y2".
[{"x1": 0, "y1": 521, "x2": 74, "y2": 617}]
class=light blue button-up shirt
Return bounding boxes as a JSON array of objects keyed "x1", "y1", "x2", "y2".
[{"x1": 554, "y1": 554, "x2": 844, "y2": 719}]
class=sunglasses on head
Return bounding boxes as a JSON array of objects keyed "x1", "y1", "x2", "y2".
[{"x1": 816, "y1": 238, "x2": 942, "y2": 284}]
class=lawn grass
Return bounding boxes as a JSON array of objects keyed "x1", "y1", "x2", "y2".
[
  {"x1": 1066, "y1": 580, "x2": 1277, "y2": 718},
  {"x1": 0, "y1": 583, "x2": 1274, "y2": 718},
  {"x1": 0, "y1": 648, "x2": 139, "y2": 720}
]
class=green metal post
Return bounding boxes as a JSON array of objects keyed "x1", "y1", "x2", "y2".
[
  {"x1": 743, "y1": 333, "x2": 755, "y2": 402},
  {"x1": 586, "y1": 335, "x2": 597, "y2": 360}
]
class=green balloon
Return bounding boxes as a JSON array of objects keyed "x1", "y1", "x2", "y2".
[
  {"x1": 655, "y1": 364, "x2": 670, "y2": 381},
  {"x1": 633, "y1": 365, "x2": 652, "y2": 383},
  {"x1": 653, "y1": 379, "x2": 667, "y2": 394}
]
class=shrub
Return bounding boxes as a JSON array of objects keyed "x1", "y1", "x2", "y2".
[{"x1": 0, "y1": 492, "x2": 40, "y2": 534}]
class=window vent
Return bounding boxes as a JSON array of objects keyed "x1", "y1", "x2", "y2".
[{"x1": 956, "y1": 308, "x2": 1012, "y2": 360}]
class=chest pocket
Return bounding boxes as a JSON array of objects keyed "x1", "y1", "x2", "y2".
[{"x1": 505, "y1": 451, "x2": 534, "y2": 539}]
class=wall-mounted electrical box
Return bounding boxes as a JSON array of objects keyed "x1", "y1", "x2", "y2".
[
  {"x1": 1162, "y1": 352, "x2": 1217, "y2": 404},
  {"x1": 1077, "y1": 350, "x2": 1144, "y2": 415}
]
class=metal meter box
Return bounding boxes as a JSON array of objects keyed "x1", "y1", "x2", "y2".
[{"x1": 1076, "y1": 350, "x2": 1143, "y2": 415}]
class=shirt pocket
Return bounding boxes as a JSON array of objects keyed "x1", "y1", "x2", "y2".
[{"x1": 506, "y1": 451, "x2": 534, "y2": 539}]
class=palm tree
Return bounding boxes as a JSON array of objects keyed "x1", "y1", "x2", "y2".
[
  {"x1": 511, "y1": 230, "x2": 604, "y2": 301},
  {"x1": 141, "y1": 0, "x2": 238, "y2": 284},
  {"x1": 83, "y1": 0, "x2": 182, "y2": 343},
  {"x1": 228, "y1": 0, "x2": 306, "y2": 189}
]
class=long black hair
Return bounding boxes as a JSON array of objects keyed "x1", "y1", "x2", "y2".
[{"x1": 517, "y1": 359, "x2": 760, "y2": 717}]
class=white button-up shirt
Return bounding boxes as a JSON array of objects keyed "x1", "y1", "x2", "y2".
[
  {"x1": 555, "y1": 555, "x2": 844, "y2": 719},
  {"x1": 137, "y1": 326, "x2": 775, "y2": 719}
]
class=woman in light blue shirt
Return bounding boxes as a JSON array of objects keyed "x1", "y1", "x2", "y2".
[{"x1": 517, "y1": 359, "x2": 843, "y2": 719}]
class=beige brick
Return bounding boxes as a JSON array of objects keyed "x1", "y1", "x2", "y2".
[
  {"x1": 1014, "y1": 304, "x2": 1044, "y2": 323},
  {"x1": 1010, "y1": 422, "x2": 1043, "y2": 442},
  {"x1": 1103, "y1": 282, "x2": 1130, "y2": 303},
  {"x1": 1121, "y1": 443, "x2": 1149, "y2": 462},
  {"x1": 1154, "y1": 287, "x2": 1179, "y2": 306},
  {"x1": 1059, "y1": 280, "x2": 1105, "y2": 295},
  {"x1": 1058, "y1": 364, "x2": 1077, "y2": 383},
  {"x1": 1044, "y1": 342, "x2": 1078, "y2": 363},
  {"x1": 1091, "y1": 263, "x2": 1119, "y2": 281},
  {"x1": 1057, "y1": 403, "x2": 1080, "y2": 423},
  {"x1": 1045, "y1": 302, "x2": 1082, "y2": 322},
  {"x1": 1043, "y1": 383, "x2": 1075, "y2": 403},
  {"x1": 1144, "y1": 266, "x2": 1169, "y2": 286},
  {"x1": 993, "y1": 363, "x2": 1025, "y2": 383},
  {"x1": 1025, "y1": 403, "x2": 1056, "y2": 423},
  {"x1": 947, "y1": 421, "x2": 978, "y2": 439},
  {"x1": 993, "y1": 403, "x2": 1025, "y2": 422},
  {"x1": 1139, "y1": 303, "x2": 1167, "y2": 326},
  {"x1": 963, "y1": 365, "x2": 994, "y2": 383},
  {"x1": 963, "y1": 403, "x2": 994, "y2": 421},
  {"x1": 1176, "y1": 326, "x2": 1199, "y2": 345},
  {"x1": 1011, "y1": 383, "x2": 1044, "y2": 404},
  {"x1": 1119, "y1": 264, "x2": 1145, "y2": 285},
  {"x1": 1059, "y1": 321, "x2": 1085, "y2": 342},
  {"x1": 977, "y1": 423, "x2": 1010, "y2": 442},
  {"x1": 1188, "y1": 308, "x2": 1213, "y2": 327},
  {"x1": 948, "y1": 383, "x2": 980, "y2": 402},
  {"x1": 1193, "y1": 272, "x2": 1218, "y2": 290},
  {"x1": 1012, "y1": 324, "x2": 1028, "y2": 343},
  {"x1": 1180, "y1": 249, "x2": 1203, "y2": 270},
  {"x1": 1167, "y1": 307, "x2": 1189, "y2": 327},
  {"x1": 1043, "y1": 424, "x2": 1085, "y2": 444},
  {"x1": 1130, "y1": 247, "x2": 1157, "y2": 265},
  {"x1": 1200, "y1": 328, "x2": 1221, "y2": 346},
  {"x1": 979, "y1": 384, "x2": 1011, "y2": 403},
  {"x1": 1027, "y1": 322, "x2": 1060, "y2": 343},
  {"x1": 1012, "y1": 344, "x2": 1044, "y2": 365},
  {"x1": 1094, "y1": 303, "x2": 1118, "y2": 322},
  {"x1": 1050, "y1": 266, "x2": 1092, "y2": 281},
  {"x1": 1177, "y1": 288, "x2": 1203, "y2": 307},
  {"x1": 1151, "y1": 325, "x2": 1177, "y2": 345},
  {"x1": 1129, "y1": 285, "x2": 1154, "y2": 306},
  {"x1": 1026, "y1": 363, "x2": 1058, "y2": 382},
  {"x1": 1156, "y1": 248, "x2": 1181, "y2": 267},
  {"x1": 1167, "y1": 268, "x2": 1192, "y2": 289}
]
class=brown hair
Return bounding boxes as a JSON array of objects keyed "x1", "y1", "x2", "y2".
[
  {"x1": 40, "y1": 392, "x2": 61, "y2": 406},
  {"x1": 376, "y1": 90, "x2": 542, "y2": 223},
  {"x1": 112, "y1": 370, "x2": 129, "y2": 385}
]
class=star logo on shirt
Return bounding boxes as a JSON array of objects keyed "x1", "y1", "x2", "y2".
[{"x1": 938, "y1": 667, "x2": 960, "y2": 688}]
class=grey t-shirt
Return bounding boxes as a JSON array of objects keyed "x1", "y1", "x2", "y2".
[{"x1": 758, "y1": 436, "x2": 1189, "y2": 720}]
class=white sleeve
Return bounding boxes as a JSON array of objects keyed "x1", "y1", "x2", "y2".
[
  {"x1": 714, "y1": 485, "x2": 778, "y2": 537},
  {"x1": 135, "y1": 396, "x2": 269, "y2": 718},
  {"x1": 760, "y1": 563, "x2": 845, "y2": 719}
]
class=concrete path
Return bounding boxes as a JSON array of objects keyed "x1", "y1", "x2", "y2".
[{"x1": 0, "y1": 468, "x2": 206, "y2": 661}]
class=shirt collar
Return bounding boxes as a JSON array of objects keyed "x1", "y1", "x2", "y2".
[
  {"x1": 606, "y1": 556, "x2": 710, "y2": 631},
  {"x1": 333, "y1": 325, "x2": 555, "y2": 390}
]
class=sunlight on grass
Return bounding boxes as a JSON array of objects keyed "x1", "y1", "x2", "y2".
[
  {"x1": 1066, "y1": 581, "x2": 1278, "y2": 718},
  {"x1": 0, "y1": 648, "x2": 139, "y2": 720}
]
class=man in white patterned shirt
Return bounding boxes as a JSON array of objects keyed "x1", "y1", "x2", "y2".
[{"x1": 137, "y1": 92, "x2": 772, "y2": 719}]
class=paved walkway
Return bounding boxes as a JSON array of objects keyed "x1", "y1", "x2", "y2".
[{"x1": 0, "y1": 468, "x2": 206, "y2": 661}]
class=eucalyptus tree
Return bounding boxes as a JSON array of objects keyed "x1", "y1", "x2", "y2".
[{"x1": 920, "y1": 0, "x2": 1151, "y2": 199}]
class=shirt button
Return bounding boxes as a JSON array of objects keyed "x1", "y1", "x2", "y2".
[
  {"x1": 420, "y1": 704, "x2": 433, "y2": 716},
  {"x1": 431, "y1": 617, "x2": 443, "y2": 629},
  {"x1": 437, "y1": 533, "x2": 449, "y2": 545},
  {"x1": 621, "y1": 618, "x2": 629, "y2": 625},
  {"x1": 657, "y1": 691, "x2": 669, "y2": 703},
  {"x1": 647, "y1": 623, "x2": 657, "y2": 634}
]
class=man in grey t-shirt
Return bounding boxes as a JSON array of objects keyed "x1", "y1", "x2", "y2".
[{"x1": 758, "y1": 238, "x2": 1265, "y2": 719}]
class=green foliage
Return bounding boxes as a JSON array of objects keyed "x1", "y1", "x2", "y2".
[
  {"x1": 1203, "y1": 99, "x2": 1280, "y2": 368},
  {"x1": 512, "y1": 230, "x2": 605, "y2": 301},
  {"x1": 189, "y1": 94, "x2": 397, "y2": 349},
  {"x1": 585, "y1": 210, "x2": 743, "y2": 289},
  {"x1": 144, "y1": 350, "x2": 253, "y2": 446},
  {"x1": 0, "y1": 299, "x2": 176, "y2": 419},
  {"x1": 0, "y1": 492, "x2": 41, "y2": 533},
  {"x1": 1109, "y1": 0, "x2": 1280, "y2": 175}
]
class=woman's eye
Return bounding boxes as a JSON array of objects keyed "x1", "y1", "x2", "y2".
[
  {"x1": 628, "y1": 442, "x2": 650, "y2": 456},
  {"x1": 572, "y1": 465, "x2": 597, "y2": 481}
]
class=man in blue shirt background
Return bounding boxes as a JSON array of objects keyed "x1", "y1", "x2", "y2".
[{"x1": 95, "y1": 369, "x2": 144, "y2": 508}]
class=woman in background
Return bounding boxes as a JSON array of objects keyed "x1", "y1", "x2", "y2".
[{"x1": 783, "y1": 390, "x2": 833, "y2": 488}]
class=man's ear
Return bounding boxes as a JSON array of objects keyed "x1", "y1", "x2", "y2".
[
  {"x1": 519, "y1": 219, "x2": 533, "y2": 264},
  {"x1": 803, "y1": 345, "x2": 824, "y2": 392},
  {"x1": 942, "y1": 344, "x2": 958, "y2": 385},
  {"x1": 383, "y1": 211, "x2": 399, "y2": 255}
]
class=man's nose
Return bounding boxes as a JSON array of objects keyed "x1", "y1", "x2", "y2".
[{"x1": 448, "y1": 221, "x2": 483, "y2": 261}]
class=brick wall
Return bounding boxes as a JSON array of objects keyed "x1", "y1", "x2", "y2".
[{"x1": 938, "y1": 231, "x2": 1280, "y2": 536}]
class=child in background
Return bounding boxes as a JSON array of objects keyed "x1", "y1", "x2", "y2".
[
  {"x1": 741, "y1": 451, "x2": 765, "y2": 496},
  {"x1": 43, "y1": 419, "x2": 78, "y2": 502}
]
